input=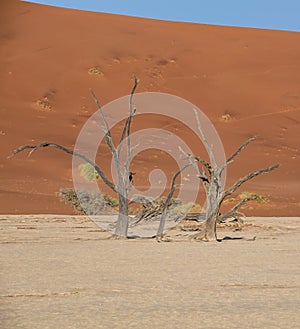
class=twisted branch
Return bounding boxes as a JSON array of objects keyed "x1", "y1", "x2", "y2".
[
  {"x1": 218, "y1": 196, "x2": 256, "y2": 222},
  {"x1": 124, "y1": 76, "x2": 138, "y2": 185},
  {"x1": 222, "y1": 164, "x2": 279, "y2": 201},
  {"x1": 156, "y1": 163, "x2": 191, "y2": 237},
  {"x1": 226, "y1": 136, "x2": 257, "y2": 164},
  {"x1": 10, "y1": 142, "x2": 117, "y2": 192},
  {"x1": 90, "y1": 89, "x2": 116, "y2": 154}
]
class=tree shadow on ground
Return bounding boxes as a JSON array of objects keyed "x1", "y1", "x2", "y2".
[{"x1": 217, "y1": 236, "x2": 256, "y2": 242}]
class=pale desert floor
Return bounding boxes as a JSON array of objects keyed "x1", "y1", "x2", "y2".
[{"x1": 1, "y1": 215, "x2": 299, "y2": 329}]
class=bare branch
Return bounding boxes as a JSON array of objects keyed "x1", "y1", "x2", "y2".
[
  {"x1": 90, "y1": 89, "x2": 116, "y2": 154},
  {"x1": 156, "y1": 163, "x2": 191, "y2": 237},
  {"x1": 118, "y1": 76, "x2": 138, "y2": 149},
  {"x1": 218, "y1": 160, "x2": 231, "y2": 179},
  {"x1": 11, "y1": 142, "x2": 117, "y2": 192},
  {"x1": 223, "y1": 164, "x2": 279, "y2": 200},
  {"x1": 193, "y1": 108, "x2": 217, "y2": 169},
  {"x1": 218, "y1": 136, "x2": 259, "y2": 198},
  {"x1": 166, "y1": 163, "x2": 191, "y2": 207},
  {"x1": 179, "y1": 146, "x2": 200, "y2": 175},
  {"x1": 89, "y1": 89, "x2": 107, "y2": 131},
  {"x1": 90, "y1": 87, "x2": 129, "y2": 195},
  {"x1": 226, "y1": 136, "x2": 257, "y2": 164},
  {"x1": 179, "y1": 146, "x2": 211, "y2": 176},
  {"x1": 194, "y1": 155, "x2": 212, "y2": 177},
  {"x1": 179, "y1": 146, "x2": 210, "y2": 190},
  {"x1": 125, "y1": 76, "x2": 138, "y2": 174},
  {"x1": 129, "y1": 75, "x2": 139, "y2": 114},
  {"x1": 218, "y1": 196, "x2": 256, "y2": 222}
]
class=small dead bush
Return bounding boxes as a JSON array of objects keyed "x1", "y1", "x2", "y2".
[
  {"x1": 239, "y1": 191, "x2": 269, "y2": 203},
  {"x1": 56, "y1": 188, "x2": 118, "y2": 215}
]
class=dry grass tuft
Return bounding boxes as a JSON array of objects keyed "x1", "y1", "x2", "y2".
[
  {"x1": 88, "y1": 66, "x2": 104, "y2": 76},
  {"x1": 239, "y1": 191, "x2": 269, "y2": 203},
  {"x1": 34, "y1": 97, "x2": 52, "y2": 111},
  {"x1": 220, "y1": 113, "x2": 232, "y2": 122}
]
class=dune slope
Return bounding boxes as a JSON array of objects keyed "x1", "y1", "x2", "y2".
[{"x1": 0, "y1": 0, "x2": 299, "y2": 215}]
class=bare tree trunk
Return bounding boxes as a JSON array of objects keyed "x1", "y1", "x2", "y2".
[
  {"x1": 202, "y1": 211, "x2": 218, "y2": 241},
  {"x1": 156, "y1": 208, "x2": 168, "y2": 238},
  {"x1": 197, "y1": 183, "x2": 220, "y2": 241},
  {"x1": 115, "y1": 193, "x2": 129, "y2": 238}
]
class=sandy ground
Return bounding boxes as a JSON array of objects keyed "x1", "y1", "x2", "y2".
[{"x1": 0, "y1": 215, "x2": 299, "y2": 328}]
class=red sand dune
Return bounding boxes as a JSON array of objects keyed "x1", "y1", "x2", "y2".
[{"x1": 0, "y1": 0, "x2": 299, "y2": 216}]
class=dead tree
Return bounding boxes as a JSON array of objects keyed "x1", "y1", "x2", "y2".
[
  {"x1": 156, "y1": 163, "x2": 191, "y2": 238},
  {"x1": 130, "y1": 163, "x2": 191, "y2": 239},
  {"x1": 183, "y1": 109, "x2": 279, "y2": 242},
  {"x1": 10, "y1": 77, "x2": 139, "y2": 239}
]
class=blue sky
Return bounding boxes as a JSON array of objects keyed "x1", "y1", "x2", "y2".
[{"x1": 24, "y1": 0, "x2": 300, "y2": 32}]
